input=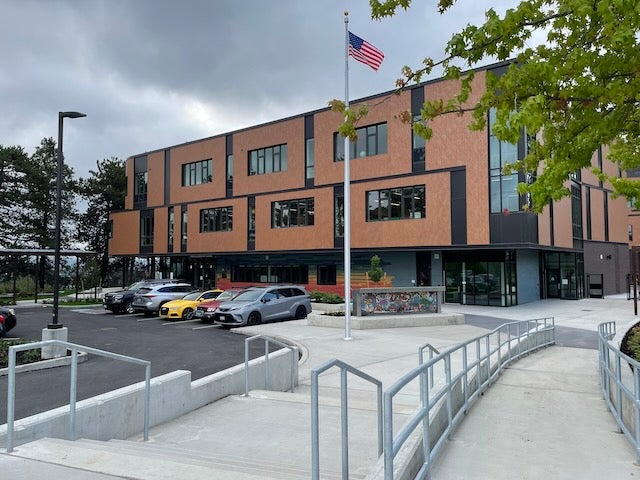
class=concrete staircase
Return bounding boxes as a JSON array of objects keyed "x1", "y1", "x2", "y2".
[{"x1": 6, "y1": 385, "x2": 406, "y2": 479}]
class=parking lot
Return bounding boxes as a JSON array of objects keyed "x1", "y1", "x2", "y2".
[{"x1": 0, "y1": 303, "x2": 272, "y2": 423}]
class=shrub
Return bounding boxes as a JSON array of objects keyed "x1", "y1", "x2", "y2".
[
  {"x1": 309, "y1": 291, "x2": 344, "y2": 304},
  {"x1": 0, "y1": 339, "x2": 41, "y2": 369}
]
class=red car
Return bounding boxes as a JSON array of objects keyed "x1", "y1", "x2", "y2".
[
  {"x1": 0, "y1": 306, "x2": 17, "y2": 338},
  {"x1": 194, "y1": 288, "x2": 246, "y2": 322}
]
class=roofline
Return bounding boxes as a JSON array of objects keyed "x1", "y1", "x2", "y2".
[{"x1": 128, "y1": 58, "x2": 516, "y2": 160}]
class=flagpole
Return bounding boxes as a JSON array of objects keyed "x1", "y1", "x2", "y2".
[{"x1": 343, "y1": 12, "x2": 352, "y2": 340}]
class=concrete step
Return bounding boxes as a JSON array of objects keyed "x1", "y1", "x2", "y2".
[{"x1": 10, "y1": 437, "x2": 351, "y2": 480}]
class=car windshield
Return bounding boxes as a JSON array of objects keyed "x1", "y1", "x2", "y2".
[
  {"x1": 126, "y1": 281, "x2": 146, "y2": 291},
  {"x1": 182, "y1": 291, "x2": 202, "y2": 301},
  {"x1": 216, "y1": 290, "x2": 241, "y2": 301},
  {"x1": 232, "y1": 289, "x2": 265, "y2": 302}
]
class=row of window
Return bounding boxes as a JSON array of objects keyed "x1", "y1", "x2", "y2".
[
  {"x1": 182, "y1": 159, "x2": 212, "y2": 186},
  {"x1": 142, "y1": 184, "x2": 426, "y2": 246},
  {"x1": 231, "y1": 264, "x2": 337, "y2": 285}
]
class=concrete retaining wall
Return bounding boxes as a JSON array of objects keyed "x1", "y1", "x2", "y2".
[
  {"x1": 0, "y1": 347, "x2": 297, "y2": 448},
  {"x1": 307, "y1": 312, "x2": 464, "y2": 329}
]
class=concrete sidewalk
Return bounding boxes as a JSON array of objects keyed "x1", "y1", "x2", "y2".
[{"x1": 2, "y1": 295, "x2": 640, "y2": 478}]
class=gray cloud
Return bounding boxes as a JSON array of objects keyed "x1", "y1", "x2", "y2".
[{"x1": 0, "y1": 0, "x2": 520, "y2": 179}]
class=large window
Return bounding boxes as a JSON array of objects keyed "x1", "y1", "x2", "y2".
[
  {"x1": 168, "y1": 206, "x2": 174, "y2": 246},
  {"x1": 134, "y1": 171, "x2": 148, "y2": 203},
  {"x1": 249, "y1": 144, "x2": 288, "y2": 175},
  {"x1": 317, "y1": 265, "x2": 337, "y2": 285},
  {"x1": 201, "y1": 206, "x2": 233, "y2": 232},
  {"x1": 367, "y1": 185, "x2": 425, "y2": 222},
  {"x1": 182, "y1": 159, "x2": 212, "y2": 186},
  {"x1": 334, "y1": 122, "x2": 387, "y2": 161},
  {"x1": 272, "y1": 198, "x2": 315, "y2": 228},
  {"x1": 140, "y1": 214, "x2": 153, "y2": 246},
  {"x1": 489, "y1": 108, "x2": 520, "y2": 213},
  {"x1": 231, "y1": 264, "x2": 309, "y2": 284},
  {"x1": 306, "y1": 138, "x2": 315, "y2": 181}
]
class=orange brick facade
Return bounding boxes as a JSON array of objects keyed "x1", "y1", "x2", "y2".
[{"x1": 109, "y1": 61, "x2": 630, "y2": 304}]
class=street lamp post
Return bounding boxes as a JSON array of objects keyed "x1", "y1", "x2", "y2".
[{"x1": 50, "y1": 111, "x2": 86, "y2": 329}]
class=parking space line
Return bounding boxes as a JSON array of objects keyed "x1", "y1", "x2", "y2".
[
  {"x1": 192, "y1": 324, "x2": 219, "y2": 330},
  {"x1": 162, "y1": 319, "x2": 201, "y2": 326}
]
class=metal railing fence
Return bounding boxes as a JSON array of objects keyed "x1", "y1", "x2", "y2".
[
  {"x1": 244, "y1": 334, "x2": 298, "y2": 396},
  {"x1": 598, "y1": 321, "x2": 640, "y2": 462},
  {"x1": 383, "y1": 317, "x2": 555, "y2": 480},
  {"x1": 311, "y1": 358, "x2": 383, "y2": 480},
  {"x1": 6, "y1": 339, "x2": 151, "y2": 453}
]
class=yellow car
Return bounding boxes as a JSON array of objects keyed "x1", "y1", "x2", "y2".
[{"x1": 159, "y1": 289, "x2": 223, "y2": 320}]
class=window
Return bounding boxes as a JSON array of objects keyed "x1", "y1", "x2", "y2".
[
  {"x1": 412, "y1": 116, "x2": 426, "y2": 168},
  {"x1": 317, "y1": 265, "x2": 337, "y2": 285},
  {"x1": 272, "y1": 198, "x2": 315, "y2": 228},
  {"x1": 181, "y1": 210, "x2": 188, "y2": 246},
  {"x1": 134, "y1": 171, "x2": 148, "y2": 203},
  {"x1": 629, "y1": 224, "x2": 633, "y2": 242},
  {"x1": 248, "y1": 144, "x2": 287, "y2": 175},
  {"x1": 334, "y1": 122, "x2": 387, "y2": 161},
  {"x1": 182, "y1": 159, "x2": 212, "y2": 186},
  {"x1": 231, "y1": 264, "x2": 309, "y2": 284},
  {"x1": 306, "y1": 138, "x2": 315, "y2": 181},
  {"x1": 168, "y1": 207, "x2": 174, "y2": 246},
  {"x1": 140, "y1": 214, "x2": 154, "y2": 246},
  {"x1": 200, "y1": 206, "x2": 233, "y2": 232},
  {"x1": 489, "y1": 108, "x2": 521, "y2": 213},
  {"x1": 571, "y1": 184, "x2": 583, "y2": 246},
  {"x1": 335, "y1": 194, "x2": 344, "y2": 237},
  {"x1": 367, "y1": 185, "x2": 425, "y2": 221}
]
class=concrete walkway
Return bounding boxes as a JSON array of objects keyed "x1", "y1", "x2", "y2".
[{"x1": 2, "y1": 295, "x2": 640, "y2": 478}]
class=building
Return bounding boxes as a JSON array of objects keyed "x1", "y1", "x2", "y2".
[{"x1": 108, "y1": 61, "x2": 630, "y2": 306}]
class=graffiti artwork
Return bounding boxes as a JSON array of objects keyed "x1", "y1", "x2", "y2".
[{"x1": 361, "y1": 290, "x2": 439, "y2": 315}]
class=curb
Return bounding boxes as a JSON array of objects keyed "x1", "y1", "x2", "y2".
[{"x1": 0, "y1": 351, "x2": 88, "y2": 377}]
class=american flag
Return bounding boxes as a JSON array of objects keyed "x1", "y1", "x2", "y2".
[{"x1": 348, "y1": 31, "x2": 384, "y2": 71}]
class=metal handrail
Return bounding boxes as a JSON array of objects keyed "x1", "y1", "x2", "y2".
[
  {"x1": 384, "y1": 317, "x2": 555, "y2": 479},
  {"x1": 598, "y1": 321, "x2": 640, "y2": 462},
  {"x1": 244, "y1": 334, "x2": 298, "y2": 396},
  {"x1": 418, "y1": 343, "x2": 440, "y2": 389},
  {"x1": 311, "y1": 358, "x2": 383, "y2": 480},
  {"x1": 6, "y1": 339, "x2": 151, "y2": 453}
]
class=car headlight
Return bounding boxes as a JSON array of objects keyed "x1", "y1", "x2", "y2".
[
  {"x1": 205, "y1": 307, "x2": 217, "y2": 312},
  {"x1": 113, "y1": 294, "x2": 123, "y2": 301}
]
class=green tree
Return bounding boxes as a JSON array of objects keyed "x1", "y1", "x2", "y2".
[
  {"x1": 77, "y1": 157, "x2": 126, "y2": 285},
  {"x1": 336, "y1": 0, "x2": 640, "y2": 212},
  {"x1": 368, "y1": 255, "x2": 384, "y2": 283},
  {"x1": 13, "y1": 138, "x2": 79, "y2": 287},
  {"x1": 0, "y1": 145, "x2": 28, "y2": 249}
]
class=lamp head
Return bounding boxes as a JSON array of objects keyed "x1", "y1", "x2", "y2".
[{"x1": 60, "y1": 111, "x2": 86, "y2": 119}]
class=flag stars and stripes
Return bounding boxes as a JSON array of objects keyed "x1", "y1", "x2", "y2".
[{"x1": 348, "y1": 31, "x2": 384, "y2": 71}]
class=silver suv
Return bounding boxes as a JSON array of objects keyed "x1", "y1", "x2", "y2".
[
  {"x1": 213, "y1": 285, "x2": 311, "y2": 327},
  {"x1": 132, "y1": 283, "x2": 195, "y2": 316}
]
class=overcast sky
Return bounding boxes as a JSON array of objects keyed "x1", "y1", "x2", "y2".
[{"x1": 0, "y1": 0, "x2": 524, "y2": 180}]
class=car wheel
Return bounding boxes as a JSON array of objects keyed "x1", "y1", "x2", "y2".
[
  {"x1": 247, "y1": 312, "x2": 262, "y2": 326},
  {"x1": 295, "y1": 305, "x2": 307, "y2": 320},
  {"x1": 124, "y1": 301, "x2": 135, "y2": 314},
  {"x1": 182, "y1": 308, "x2": 194, "y2": 320}
]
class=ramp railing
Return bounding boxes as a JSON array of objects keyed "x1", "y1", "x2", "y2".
[
  {"x1": 244, "y1": 334, "x2": 298, "y2": 396},
  {"x1": 6, "y1": 339, "x2": 151, "y2": 453},
  {"x1": 383, "y1": 317, "x2": 555, "y2": 479},
  {"x1": 598, "y1": 321, "x2": 640, "y2": 462}
]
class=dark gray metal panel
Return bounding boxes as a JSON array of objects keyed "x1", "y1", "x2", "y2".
[
  {"x1": 489, "y1": 212, "x2": 538, "y2": 244},
  {"x1": 304, "y1": 114, "x2": 314, "y2": 139},
  {"x1": 411, "y1": 86, "x2": 424, "y2": 115},
  {"x1": 450, "y1": 169, "x2": 467, "y2": 245}
]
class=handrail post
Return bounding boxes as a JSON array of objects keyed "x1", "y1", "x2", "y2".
[
  {"x1": 340, "y1": 368, "x2": 349, "y2": 479},
  {"x1": 264, "y1": 338, "x2": 270, "y2": 390},
  {"x1": 244, "y1": 337, "x2": 250, "y2": 396},
  {"x1": 311, "y1": 371, "x2": 320, "y2": 480},
  {"x1": 70, "y1": 347, "x2": 78, "y2": 440},
  {"x1": 144, "y1": 363, "x2": 151, "y2": 441},
  {"x1": 7, "y1": 346, "x2": 16, "y2": 453}
]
